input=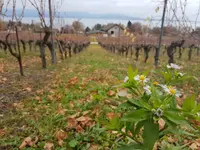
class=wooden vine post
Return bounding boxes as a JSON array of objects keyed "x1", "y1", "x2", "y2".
[{"x1": 155, "y1": 0, "x2": 168, "y2": 67}]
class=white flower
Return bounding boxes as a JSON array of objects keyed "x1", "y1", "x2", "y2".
[
  {"x1": 178, "y1": 72, "x2": 185, "y2": 77},
  {"x1": 124, "y1": 76, "x2": 129, "y2": 83},
  {"x1": 167, "y1": 65, "x2": 172, "y2": 69},
  {"x1": 144, "y1": 85, "x2": 152, "y2": 95},
  {"x1": 159, "y1": 84, "x2": 167, "y2": 90},
  {"x1": 134, "y1": 75, "x2": 149, "y2": 84},
  {"x1": 160, "y1": 84, "x2": 181, "y2": 97},
  {"x1": 167, "y1": 63, "x2": 181, "y2": 70}
]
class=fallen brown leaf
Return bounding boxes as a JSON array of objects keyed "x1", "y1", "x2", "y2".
[
  {"x1": 183, "y1": 139, "x2": 189, "y2": 144},
  {"x1": 2, "y1": 78, "x2": 7, "y2": 81},
  {"x1": 0, "y1": 64, "x2": 4, "y2": 73},
  {"x1": 189, "y1": 143, "x2": 198, "y2": 150},
  {"x1": 19, "y1": 137, "x2": 32, "y2": 149},
  {"x1": 82, "y1": 110, "x2": 90, "y2": 116},
  {"x1": 19, "y1": 136, "x2": 38, "y2": 149},
  {"x1": 69, "y1": 101, "x2": 75, "y2": 108},
  {"x1": 36, "y1": 89, "x2": 44, "y2": 95},
  {"x1": 68, "y1": 77, "x2": 79, "y2": 85},
  {"x1": 158, "y1": 118, "x2": 165, "y2": 130},
  {"x1": 168, "y1": 136, "x2": 177, "y2": 143},
  {"x1": 35, "y1": 96, "x2": 41, "y2": 101},
  {"x1": 107, "y1": 90, "x2": 115, "y2": 97},
  {"x1": 106, "y1": 112, "x2": 116, "y2": 120},
  {"x1": 117, "y1": 89, "x2": 128, "y2": 97},
  {"x1": 88, "y1": 144, "x2": 99, "y2": 150},
  {"x1": 0, "y1": 129, "x2": 6, "y2": 137},
  {"x1": 25, "y1": 87, "x2": 32, "y2": 92},
  {"x1": 67, "y1": 118, "x2": 78, "y2": 129},
  {"x1": 44, "y1": 142, "x2": 54, "y2": 150},
  {"x1": 13, "y1": 102, "x2": 24, "y2": 109},
  {"x1": 55, "y1": 129, "x2": 68, "y2": 146},
  {"x1": 69, "y1": 112, "x2": 80, "y2": 119},
  {"x1": 195, "y1": 138, "x2": 200, "y2": 146},
  {"x1": 76, "y1": 116, "x2": 92, "y2": 122},
  {"x1": 76, "y1": 125, "x2": 84, "y2": 133},
  {"x1": 57, "y1": 104, "x2": 66, "y2": 115}
]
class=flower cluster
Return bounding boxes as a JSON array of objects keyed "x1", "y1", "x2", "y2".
[
  {"x1": 160, "y1": 85, "x2": 181, "y2": 97},
  {"x1": 167, "y1": 63, "x2": 181, "y2": 70},
  {"x1": 124, "y1": 64, "x2": 183, "y2": 97},
  {"x1": 112, "y1": 64, "x2": 199, "y2": 150},
  {"x1": 124, "y1": 74, "x2": 150, "y2": 84},
  {"x1": 134, "y1": 75, "x2": 149, "y2": 84},
  {"x1": 144, "y1": 85, "x2": 151, "y2": 95},
  {"x1": 178, "y1": 72, "x2": 185, "y2": 77}
]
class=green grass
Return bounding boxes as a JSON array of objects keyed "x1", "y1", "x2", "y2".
[{"x1": 0, "y1": 44, "x2": 200, "y2": 149}]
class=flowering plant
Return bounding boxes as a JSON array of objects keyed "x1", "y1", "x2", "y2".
[
  {"x1": 159, "y1": 63, "x2": 198, "y2": 85},
  {"x1": 106, "y1": 66, "x2": 200, "y2": 150}
]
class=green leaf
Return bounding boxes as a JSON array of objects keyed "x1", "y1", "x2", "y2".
[
  {"x1": 179, "y1": 76, "x2": 199, "y2": 82},
  {"x1": 161, "y1": 71, "x2": 171, "y2": 83},
  {"x1": 125, "y1": 122, "x2": 135, "y2": 135},
  {"x1": 193, "y1": 104, "x2": 200, "y2": 113},
  {"x1": 128, "y1": 65, "x2": 138, "y2": 80},
  {"x1": 164, "y1": 110, "x2": 188, "y2": 125},
  {"x1": 128, "y1": 98, "x2": 143, "y2": 108},
  {"x1": 69, "y1": 139, "x2": 78, "y2": 148},
  {"x1": 162, "y1": 127, "x2": 197, "y2": 137},
  {"x1": 105, "y1": 116, "x2": 121, "y2": 130},
  {"x1": 150, "y1": 85, "x2": 162, "y2": 107},
  {"x1": 121, "y1": 109, "x2": 150, "y2": 123},
  {"x1": 128, "y1": 65, "x2": 134, "y2": 79},
  {"x1": 117, "y1": 101, "x2": 135, "y2": 111},
  {"x1": 160, "y1": 141, "x2": 188, "y2": 150},
  {"x1": 134, "y1": 120, "x2": 146, "y2": 136},
  {"x1": 162, "y1": 96, "x2": 175, "y2": 107},
  {"x1": 143, "y1": 69, "x2": 151, "y2": 76},
  {"x1": 117, "y1": 143, "x2": 143, "y2": 150},
  {"x1": 139, "y1": 98, "x2": 152, "y2": 110},
  {"x1": 182, "y1": 95, "x2": 196, "y2": 112},
  {"x1": 143, "y1": 120, "x2": 159, "y2": 150}
]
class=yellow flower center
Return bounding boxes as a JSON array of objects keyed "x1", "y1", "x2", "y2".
[
  {"x1": 168, "y1": 86, "x2": 176, "y2": 95},
  {"x1": 153, "y1": 81, "x2": 159, "y2": 85},
  {"x1": 139, "y1": 75, "x2": 145, "y2": 81}
]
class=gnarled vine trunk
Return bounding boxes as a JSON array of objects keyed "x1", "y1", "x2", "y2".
[
  {"x1": 6, "y1": 26, "x2": 24, "y2": 76},
  {"x1": 46, "y1": 41, "x2": 57, "y2": 64}
]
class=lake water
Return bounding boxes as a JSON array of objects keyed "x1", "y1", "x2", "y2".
[
  {"x1": 3, "y1": 17, "x2": 152, "y2": 28},
  {"x1": 3, "y1": 17, "x2": 200, "y2": 29}
]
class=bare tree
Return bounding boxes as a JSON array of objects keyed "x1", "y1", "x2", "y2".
[
  {"x1": 72, "y1": 20, "x2": 84, "y2": 34},
  {"x1": 129, "y1": 22, "x2": 142, "y2": 34},
  {"x1": 28, "y1": 0, "x2": 63, "y2": 67},
  {"x1": 4, "y1": 0, "x2": 27, "y2": 76},
  {"x1": 28, "y1": 0, "x2": 56, "y2": 68},
  {"x1": 0, "y1": 0, "x2": 5, "y2": 31},
  {"x1": 48, "y1": 0, "x2": 56, "y2": 64},
  {"x1": 60, "y1": 24, "x2": 74, "y2": 34}
]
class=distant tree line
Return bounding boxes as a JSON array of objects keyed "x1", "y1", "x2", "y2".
[
  {"x1": 126, "y1": 20, "x2": 195, "y2": 36},
  {"x1": 1, "y1": 19, "x2": 199, "y2": 38},
  {"x1": 0, "y1": 20, "x2": 43, "y2": 31}
]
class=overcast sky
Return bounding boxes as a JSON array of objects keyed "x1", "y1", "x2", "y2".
[{"x1": 4, "y1": 0, "x2": 200, "y2": 20}]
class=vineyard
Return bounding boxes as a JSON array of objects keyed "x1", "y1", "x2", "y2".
[{"x1": 0, "y1": 32, "x2": 200, "y2": 149}]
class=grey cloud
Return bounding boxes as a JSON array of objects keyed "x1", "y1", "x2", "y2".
[{"x1": 4, "y1": 0, "x2": 200, "y2": 20}]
